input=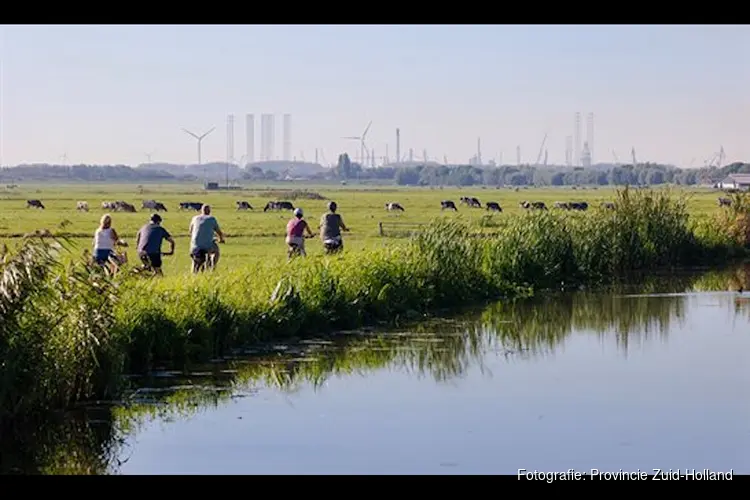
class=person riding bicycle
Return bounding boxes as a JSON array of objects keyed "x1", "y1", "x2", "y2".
[
  {"x1": 189, "y1": 204, "x2": 225, "y2": 273},
  {"x1": 135, "y1": 213, "x2": 175, "y2": 276},
  {"x1": 319, "y1": 201, "x2": 349, "y2": 252},
  {"x1": 286, "y1": 208, "x2": 314, "y2": 258}
]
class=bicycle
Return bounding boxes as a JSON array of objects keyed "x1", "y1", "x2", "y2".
[
  {"x1": 287, "y1": 233, "x2": 316, "y2": 259},
  {"x1": 323, "y1": 228, "x2": 350, "y2": 255},
  {"x1": 134, "y1": 250, "x2": 173, "y2": 276}
]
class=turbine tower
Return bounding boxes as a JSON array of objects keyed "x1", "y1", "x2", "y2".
[
  {"x1": 182, "y1": 126, "x2": 215, "y2": 165},
  {"x1": 342, "y1": 121, "x2": 372, "y2": 166},
  {"x1": 586, "y1": 112, "x2": 594, "y2": 165},
  {"x1": 226, "y1": 114, "x2": 235, "y2": 164},
  {"x1": 573, "y1": 112, "x2": 581, "y2": 167},
  {"x1": 282, "y1": 113, "x2": 292, "y2": 161}
]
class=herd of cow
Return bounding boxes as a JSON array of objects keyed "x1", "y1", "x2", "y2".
[
  {"x1": 22, "y1": 195, "x2": 737, "y2": 214},
  {"x1": 435, "y1": 197, "x2": 616, "y2": 212},
  {"x1": 25, "y1": 199, "x2": 298, "y2": 213}
]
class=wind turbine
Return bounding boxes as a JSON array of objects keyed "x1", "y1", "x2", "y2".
[
  {"x1": 342, "y1": 121, "x2": 372, "y2": 167},
  {"x1": 144, "y1": 150, "x2": 156, "y2": 163},
  {"x1": 182, "y1": 127, "x2": 215, "y2": 165}
]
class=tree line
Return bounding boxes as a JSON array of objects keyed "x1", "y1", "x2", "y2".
[{"x1": 2, "y1": 156, "x2": 748, "y2": 187}]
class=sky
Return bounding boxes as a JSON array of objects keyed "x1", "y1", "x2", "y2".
[{"x1": 0, "y1": 24, "x2": 748, "y2": 168}]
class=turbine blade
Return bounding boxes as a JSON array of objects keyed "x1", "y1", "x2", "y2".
[
  {"x1": 182, "y1": 128, "x2": 200, "y2": 139},
  {"x1": 362, "y1": 121, "x2": 372, "y2": 139},
  {"x1": 199, "y1": 127, "x2": 216, "y2": 139}
]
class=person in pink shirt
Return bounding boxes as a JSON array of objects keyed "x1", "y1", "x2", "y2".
[{"x1": 286, "y1": 208, "x2": 314, "y2": 258}]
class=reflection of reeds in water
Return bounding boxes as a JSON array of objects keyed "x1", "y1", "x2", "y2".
[
  {"x1": 7, "y1": 264, "x2": 750, "y2": 475},
  {"x1": 693, "y1": 261, "x2": 750, "y2": 319}
]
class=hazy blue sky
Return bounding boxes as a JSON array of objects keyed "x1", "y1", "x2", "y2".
[{"x1": 1, "y1": 24, "x2": 748, "y2": 168}]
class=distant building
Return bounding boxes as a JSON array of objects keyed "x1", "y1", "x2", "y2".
[{"x1": 718, "y1": 174, "x2": 750, "y2": 190}]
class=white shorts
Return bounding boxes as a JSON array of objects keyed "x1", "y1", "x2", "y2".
[
  {"x1": 286, "y1": 236, "x2": 305, "y2": 248},
  {"x1": 323, "y1": 235, "x2": 342, "y2": 245}
]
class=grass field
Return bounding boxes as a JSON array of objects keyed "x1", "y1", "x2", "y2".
[{"x1": 0, "y1": 182, "x2": 731, "y2": 273}]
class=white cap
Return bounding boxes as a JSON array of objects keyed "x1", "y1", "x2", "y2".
[{"x1": 294, "y1": 208, "x2": 303, "y2": 217}]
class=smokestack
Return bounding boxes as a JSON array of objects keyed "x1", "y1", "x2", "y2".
[
  {"x1": 516, "y1": 145, "x2": 521, "y2": 166},
  {"x1": 260, "y1": 114, "x2": 275, "y2": 161},
  {"x1": 408, "y1": 148, "x2": 414, "y2": 163},
  {"x1": 565, "y1": 135, "x2": 573, "y2": 167},
  {"x1": 396, "y1": 128, "x2": 401, "y2": 164},
  {"x1": 245, "y1": 114, "x2": 254, "y2": 165}
]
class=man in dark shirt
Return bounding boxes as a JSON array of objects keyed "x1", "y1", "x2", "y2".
[{"x1": 135, "y1": 214, "x2": 175, "y2": 275}]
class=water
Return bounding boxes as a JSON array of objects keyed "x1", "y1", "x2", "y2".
[{"x1": 3, "y1": 266, "x2": 750, "y2": 474}]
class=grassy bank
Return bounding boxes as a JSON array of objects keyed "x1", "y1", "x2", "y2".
[
  {"x1": 1, "y1": 187, "x2": 749, "y2": 429},
  {"x1": 4, "y1": 265, "x2": 748, "y2": 474}
]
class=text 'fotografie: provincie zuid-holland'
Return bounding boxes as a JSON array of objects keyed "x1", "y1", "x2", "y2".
[{"x1": 518, "y1": 469, "x2": 734, "y2": 481}]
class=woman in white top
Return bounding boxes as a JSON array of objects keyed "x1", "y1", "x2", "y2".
[{"x1": 93, "y1": 214, "x2": 121, "y2": 267}]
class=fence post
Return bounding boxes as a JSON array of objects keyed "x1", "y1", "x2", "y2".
[{"x1": 378, "y1": 222, "x2": 384, "y2": 236}]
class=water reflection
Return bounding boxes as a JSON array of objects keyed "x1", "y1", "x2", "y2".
[{"x1": 2, "y1": 263, "x2": 749, "y2": 474}]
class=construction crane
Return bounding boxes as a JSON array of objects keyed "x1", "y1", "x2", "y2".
[
  {"x1": 704, "y1": 147, "x2": 725, "y2": 168},
  {"x1": 535, "y1": 133, "x2": 548, "y2": 166}
]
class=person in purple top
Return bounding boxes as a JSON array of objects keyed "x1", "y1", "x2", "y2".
[{"x1": 286, "y1": 208, "x2": 314, "y2": 258}]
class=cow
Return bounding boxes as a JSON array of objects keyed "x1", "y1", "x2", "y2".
[
  {"x1": 26, "y1": 199, "x2": 45, "y2": 209},
  {"x1": 179, "y1": 202, "x2": 203, "y2": 211},
  {"x1": 519, "y1": 201, "x2": 547, "y2": 210},
  {"x1": 236, "y1": 201, "x2": 253, "y2": 210},
  {"x1": 102, "y1": 201, "x2": 135, "y2": 212},
  {"x1": 600, "y1": 201, "x2": 616, "y2": 210},
  {"x1": 142, "y1": 200, "x2": 168, "y2": 212},
  {"x1": 554, "y1": 201, "x2": 570, "y2": 210},
  {"x1": 718, "y1": 197, "x2": 732, "y2": 207},
  {"x1": 460, "y1": 196, "x2": 481, "y2": 208},
  {"x1": 569, "y1": 201, "x2": 588, "y2": 211},
  {"x1": 76, "y1": 201, "x2": 89, "y2": 212},
  {"x1": 114, "y1": 201, "x2": 137, "y2": 213},
  {"x1": 263, "y1": 201, "x2": 294, "y2": 212},
  {"x1": 485, "y1": 202, "x2": 502, "y2": 212},
  {"x1": 441, "y1": 200, "x2": 457, "y2": 211},
  {"x1": 385, "y1": 202, "x2": 405, "y2": 211}
]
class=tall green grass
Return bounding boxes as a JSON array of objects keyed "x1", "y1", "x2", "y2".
[
  {"x1": 0, "y1": 187, "x2": 746, "y2": 427},
  {"x1": 3, "y1": 262, "x2": 749, "y2": 474}
]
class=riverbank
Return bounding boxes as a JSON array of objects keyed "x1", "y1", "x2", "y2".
[
  {"x1": 3, "y1": 265, "x2": 748, "y2": 474},
  {"x1": 1, "y1": 187, "x2": 748, "y2": 429}
]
